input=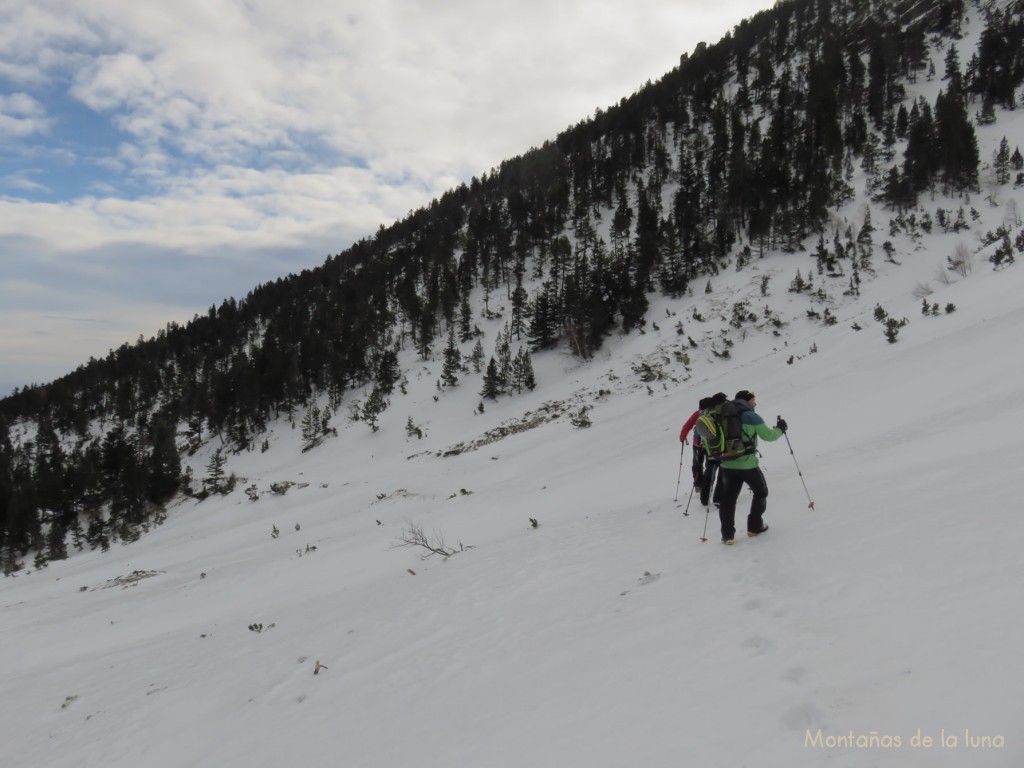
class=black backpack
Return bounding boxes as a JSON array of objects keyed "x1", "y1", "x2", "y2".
[{"x1": 694, "y1": 400, "x2": 753, "y2": 460}]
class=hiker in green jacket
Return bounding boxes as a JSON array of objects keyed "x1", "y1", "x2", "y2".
[{"x1": 718, "y1": 390, "x2": 787, "y2": 544}]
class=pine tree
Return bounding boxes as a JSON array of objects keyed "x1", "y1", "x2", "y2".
[
  {"x1": 943, "y1": 44, "x2": 963, "y2": 95},
  {"x1": 857, "y1": 208, "x2": 874, "y2": 245},
  {"x1": 883, "y1": 166, "x2": 912, "y2": 211},
  {"x1": 528, "y1": 283, "x2": 557, "y2": 350},
  {"x1": 495, "y1": 324, "x2": 512, "y2": 392},
  {"x1": 789, "y1": 270, "x2": 807, "y2": 293},
  {"x1": 995, "y1": 136, "x2": 1011, "y2": 185},
  {"x1": 518, "y1": 348, "x2": 536, "y2": 391},
  {"x1": 416, "y1": 314, "x2": 434, "y2": 361},
  {"x1": 480, "y1": 357, "x2": 501, "y2": 400},
  {"x1": 510, "y1": 268, "x2": 529, "y2": 340},
  {"x1": 361, "y1": 386, "x2": 388, "y2": 432},
  {"x1": 935, "y1": 89, "x2": 979, "y2": 192},
  {"x1": 376, "y1": 349, "x2": 400, "y2": 395},
  {"x1": 902, "y1": 97, "x2": 937, "y2": 196},
  {"x1": 470, "y1": 339, "x2": 485, "y2": 373},
  {"x1": 205, "y1": 448, "x2": 227, "y2": 495},
  {"x1": 1011, "y1": 147, "x2": 1024, "y2": 172},
  {"x1": 458, "y1": 294, "x2": 474, "y2": 342},
  {"x1": 509, "y1": 346, "x2": 537, "y2": 393},
  {"x1": 441, "y1": 326, "x2": 461, "y2": 388},
  {"x1": 147, "y1": 411, "x2": 181, "y2": 504},
  {"x1": 973, "y1": 10, "x2": 1020, "y2": 108},
  {"x1": 301, "y1": 404, "x2": 321, "y2": 445},
  {"x1": 976, "y1": 94, "x2": 997, "y2": 125}
]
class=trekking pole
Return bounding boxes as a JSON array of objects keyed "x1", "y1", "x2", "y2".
[
  {"x1": 681, "y1": 481, "x2": 695, "y2": 517},
  {"x1": 783, "y1": 432, "x2": 815, "y2": 510},
  {"x1": 700, "y1": 462, "x2": 717, "y2": 542},
  {"x1": 673, "y1": 443, "x2": 686, "y2": 502},
  {"x1": 676, "y1": 444, "x2": 696, "y2": 517}
]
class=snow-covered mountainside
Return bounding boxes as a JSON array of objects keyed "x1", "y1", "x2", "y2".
[
  {"x1": 3, "y1": 151, "x2": 1022, "y2": 768},
  {"x1": 3, "y1": 3, "x2": 1023, "y2": 766}
]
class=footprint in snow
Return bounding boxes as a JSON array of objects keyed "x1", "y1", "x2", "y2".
[
  {"x1": 781, "y1": 702, "x2": 826, "y2": 731},
  {"x1": 742, "y1": 634, "x2": 775, "y2": 655},
  {"x1": 782, "y1": 666, "x2": 807, "y2": 685},
  {"x1": 637, "y1": 571, "x2": 660, "y2": 586},
  {"x1": 619, "y1": 571, "x2": 660, "y2": 596}
]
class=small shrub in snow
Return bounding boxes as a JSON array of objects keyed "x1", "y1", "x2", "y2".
[
  {"x1": 990, "y1": 234, "x2": 1016, "y2": 270},
  {"x1": 393, "y1": 523, "x2": 469, "y2": 560},
  {"x1": 883, "y1": 317, "x2": 908, "y2": 344},
  {"x1": 406, "y1": 417, "x2": 424, "y2": 440},
  {"x1": 570, "y1": 407, "x2": 592, "y2": 428}
]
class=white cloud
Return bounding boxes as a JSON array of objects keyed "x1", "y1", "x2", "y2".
[
  {"x1": 0, "y1": 92, "x2": 52, "y2": 137},
  {"x1": 0, "y1": 93, "x2": 45, "y2": 116},
  {"x1": 0, "y1": 3, "x2": 101, "y2": 86},
  {"x1": 23, "y1": 0, "x2": 771, "y2": 182},
  {"x1": 0, "y1": 173, "x2": 50, "y2": 193},
  {"x1": 0, "y1": 161, "x2": 438, "y2": 251},
  {"x1": 70, "y1": 52, "x2": 157, "y2": 112}
]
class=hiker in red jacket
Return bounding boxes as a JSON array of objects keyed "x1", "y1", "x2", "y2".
[{"x1": 680, "y1": 397, "x2": 712, "y2": 490}]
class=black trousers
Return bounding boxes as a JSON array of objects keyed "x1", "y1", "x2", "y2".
[
  {"x1": 691, "y1": 444, "x2": 706, "y2": 486},
  {"x1": 718, "y1": 466, "x2": 768, "y2": 540},
  {"x1": 700, "y1": 460, "x2": 723, "y2": 507}
]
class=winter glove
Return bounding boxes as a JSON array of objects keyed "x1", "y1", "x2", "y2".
[{"x1": 776, "y1": 417, "x2": 788, "y2": 433}]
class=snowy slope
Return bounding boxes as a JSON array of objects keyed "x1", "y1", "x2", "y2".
[
  {"x1": 4, "y1": 10, "x2": 1024, "y2": 768},
  {"x1": 3, "y1": 213, "x2": 1021, "y2": 767}
]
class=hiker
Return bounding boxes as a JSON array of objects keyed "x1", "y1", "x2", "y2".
[
  {"x1": 699, "y1": 392, "x2": 728, "y2": 507},
  {"x1": 718, "y1": 390, "x2": 787, "y2": 544},
  {"x1": 679, "y1": 397, "x2": 711, "y2": 488}
]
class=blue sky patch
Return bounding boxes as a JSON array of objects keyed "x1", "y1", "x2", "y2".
[{"x1": 1, "y1": 89, "x2": 126, "y2": 202}]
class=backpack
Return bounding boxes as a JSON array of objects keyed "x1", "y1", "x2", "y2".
[{"x1": 694, "y1": 400, "x2": 753, "y2": 461}]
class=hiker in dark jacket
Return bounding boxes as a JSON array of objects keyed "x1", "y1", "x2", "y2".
[
  {"x1": 679, "y1": 397, "x2": 711, "y2": 488},
  {"x1": 718, "y1": 390, "x2": 787, "y2": 544},
  {"x1": 699, "y1": 392, "x2": 728, "y2": 507}
]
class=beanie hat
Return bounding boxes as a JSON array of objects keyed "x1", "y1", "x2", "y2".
[
  {"x1": 735, "y1": 390, "x2": 756, "y2": 403},
  {"x1": 710, "y1": 392, "x2": 727, "y2": 406},
  {"x1": 698, "y1": 397, "x2": 711, "y2": 410}
]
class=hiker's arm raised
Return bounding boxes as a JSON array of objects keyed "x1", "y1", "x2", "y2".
[{"x1": 748, "y1": 412, "x2": 784, "y2": 443}]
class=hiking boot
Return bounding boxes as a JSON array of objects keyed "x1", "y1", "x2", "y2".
[
  {"x1": 722, "y1": 537, "x2": 735, "y2": 545},
  {"x1": 747, "y1": 525, "x2": 769, "y2": 537}
]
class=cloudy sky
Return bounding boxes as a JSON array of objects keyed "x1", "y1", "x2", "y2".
[{"x1": 0, "y1": 0, "x2": 775, "y2": 397}]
